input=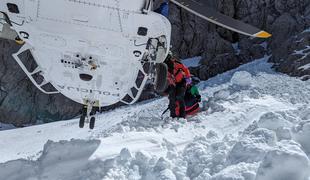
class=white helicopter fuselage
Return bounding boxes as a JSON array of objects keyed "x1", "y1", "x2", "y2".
[{"x1": 0, "y1": 0, "x2": 171, "y2": 107}]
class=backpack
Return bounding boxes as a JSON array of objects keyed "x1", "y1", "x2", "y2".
[{"x1": 175, "y1": 85, "x2": 201, "y2": 117}]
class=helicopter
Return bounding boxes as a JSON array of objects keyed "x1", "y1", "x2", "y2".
[{"x1": 0, "y1": 0, "x2": 271, "y2": 129}]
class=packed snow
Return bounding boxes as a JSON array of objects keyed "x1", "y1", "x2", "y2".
[
  {"x1": 1, "y1": 57, "x2": 310, "y2": 180},
  {"x1": 182, "y1": 57, "x2": 201, "y2": 67},
  {"x1": 0, "y1": 122, "x2": 15, "y2": 131}
]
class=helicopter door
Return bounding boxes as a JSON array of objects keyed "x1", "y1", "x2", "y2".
[{"x1": 0, "y1": 12, "x2": 18, "y2": 41}]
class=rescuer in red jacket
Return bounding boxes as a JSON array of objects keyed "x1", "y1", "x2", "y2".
[{"x1": 165, "y1": 54, "x2": 191, "y2": 118}]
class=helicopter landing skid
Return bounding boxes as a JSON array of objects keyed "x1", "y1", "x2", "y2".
[{"x1": 79, "y1": 101, "x2": 97, "y2": 129}]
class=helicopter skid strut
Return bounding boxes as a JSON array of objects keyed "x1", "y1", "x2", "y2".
[{"x1": 79, "y1": 101, "x2": 97, "y2": 129}]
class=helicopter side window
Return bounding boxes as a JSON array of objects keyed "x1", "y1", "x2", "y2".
[
  {"x1": 137, "y1": 27, "x2": 148, "y2": 36},
  {"x1": 80, "y1": 74, "x2": 93, "y2": 81},
  {"x1": 7, "y1": 3, "x2": 20, "y2": 14}
]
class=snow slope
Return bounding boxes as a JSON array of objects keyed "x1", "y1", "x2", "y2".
[
  {"x1": 182, "y1": 56, "x2": 201, "y2": 67},
  {"x1": 0, "y1": 123, "x2": 15, "y2": 131},
  {"x1": 0, "y1": 57, "x2": 310, "y2": 180}
]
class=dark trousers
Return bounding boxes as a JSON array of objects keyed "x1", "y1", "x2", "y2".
[{"x1": 168, "y1": 83, "x2": 186, "y2": 118}]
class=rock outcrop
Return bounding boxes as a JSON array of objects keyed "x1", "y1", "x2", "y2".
[
  {"x1": 166, "y1": 0, "x2": 310, "y2": 80},
  {"x1": 268, "y1": 0, "x2": 310, "y2": 80}
]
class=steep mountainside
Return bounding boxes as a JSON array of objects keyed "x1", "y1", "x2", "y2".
[{"x1": 165, "y1": 0, "x2": 310, "y2": 80}]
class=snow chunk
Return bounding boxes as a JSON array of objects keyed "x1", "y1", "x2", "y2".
[
  {"x1": 154, "y1": 157, "x2": 172, "y2": 171},
  {"x1": 207, "y1": 130, "x2": 219, "y2": 139},
  {"x1": 293, "y1": 121, "x2": 310, "y2": 155},
  {"x1": 213, "y1": 90, "x2": 231, "y2": 100},
  {"x1": 135, "y1": 150, "x2": 152, "y2": 167},
  {"x1": 194, "y1": 169, "x2": 212, "y2": 180},
  {"x1": 0, "y1": 159, "x2": 36, "y2": 179},
  {"x1": 250, "y1": 128, "x2": 277, "y2": 146},
  {"x1": 206, "y1": 98, "x2": 226, "y2": 113},
  {"x1": 182, "y1": 136, "x2": 229, "y2": 178},
  {"x1": 298, "y1": 107, "x2": 310, "y2": 120},
  {"x1": 255, "y1": 141, "x2": 310, "y2": 180},
  {"x1": 276, "y1": 127, "x2": 292, "y2": 140},
  {"x1": 258, "y1": 112, "x2": 292, "y2": 131},
  {"x1": 158, "y1": 169, "x2": 177, "y2": 180},
  {"x1": 212, "y1": 162, "x2": 258, "y2": 180},
  {"x1": 231, "y1": 71, "x2": 253, "y2": 87},
  {"x1": 0, "y1": 139, "x2": 101, "y2": 180},
  {"x1": 120, "y1": 148, "x2": 133, "y2": 161},
  {"x1": 145, "y1": 158, "x2": 176, "y2": 180},
  {"x1": 227, "y1": 128, "x2": 276, "y2": 165}
]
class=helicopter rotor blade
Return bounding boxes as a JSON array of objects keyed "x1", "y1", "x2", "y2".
[{"x1": 170, "y1": 0, "x2": 271, "y2": 38}]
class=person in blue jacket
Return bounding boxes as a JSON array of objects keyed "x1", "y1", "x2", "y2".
[{"x1": 155, "y1": 0, "x2": 169, "y2": 17}]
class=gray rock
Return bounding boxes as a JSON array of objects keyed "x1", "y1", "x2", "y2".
[{"x1": 270, "y1": 31, "x2": 310, "y2": 79}]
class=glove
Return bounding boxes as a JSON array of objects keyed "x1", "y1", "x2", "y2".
[{"x1": 185, "y1": 78, "x2": 192, "y2": 86}]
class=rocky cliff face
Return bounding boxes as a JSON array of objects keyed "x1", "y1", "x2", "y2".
[
  {"x1": 270, "y1": 29, "x2": 310, "y2": 80},
  {"x1": 1, "y1": 0, "x2": 309, "y2": 126},
  {"x1": 165, "y1": 0, "x2": 310, "y2": 80}
]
